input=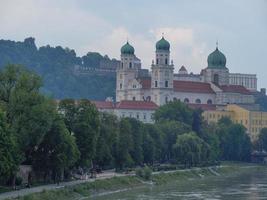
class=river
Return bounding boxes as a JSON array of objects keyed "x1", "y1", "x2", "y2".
[{"x1": 91, "y1": 166, "x2": 267, "y2": 200}]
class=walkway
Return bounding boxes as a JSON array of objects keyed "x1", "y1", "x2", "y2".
[{"x1": 0, "y1": 171, "x2": 125, "y2": 200}]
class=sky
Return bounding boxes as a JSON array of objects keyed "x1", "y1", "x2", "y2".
[{"x1": 0, "y1": 0, "x2": 267, "y2": 88}]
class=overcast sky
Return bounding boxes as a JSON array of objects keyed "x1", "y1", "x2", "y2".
[{"x1": 0, "y1": 0, "x2": 267, "y2": 88}]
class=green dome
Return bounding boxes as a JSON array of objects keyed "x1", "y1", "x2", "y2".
[
  {"x1": 121, "y1": 41, "x2": 135, "y2": 55},
  {"x1": 207, "y1": 47, "x2": 227, "y2": 68},
  {"x1": 156, "y1": 37, "x2": 170, "y2": 51}
]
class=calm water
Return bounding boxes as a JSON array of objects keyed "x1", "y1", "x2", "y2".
[{"x1": 92, "y1": 167, "x2": 267, "y2": 200}]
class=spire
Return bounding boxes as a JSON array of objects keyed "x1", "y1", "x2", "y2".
[
  {"x1": 216, "y1": 40, "x2": 218, "y2": 50},
  {"x1": 162, "y1": 32, "x2": 164, "y2": 38}
]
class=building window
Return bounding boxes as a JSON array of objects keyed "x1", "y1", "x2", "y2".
[
  {"x1": 165, "y1": 58, "x2": 168, "y2": 65},
  {"x1": 121, "y1": 62, "x2": 123, "y2": 68},
  {"x1": 207, "y1": 99, "x2": 212, "y2": 104},
  {"x1": 133, "y1": 96, "x2": 136, "y2": 101},
  {"x1": 165, "y1": 96, "x2": 168, "y2": 103},
  {"x1": 195, "y1": 99, "x2": 201, "y2": 104},
  {"x1": 136, "y1": 114, "x2": 139, "y2": 119},
  {"x1": 129, "y1": 62, "x2": 132, "y2": 68},
  {"x1": 120, "y1": 83, "x2": 122, "y2": 89},
  {"x1": 165, "y1": 81, "x2": 168, "y2": 88},
  {"x1": 143, "y1": 114, "x2": 146, "y2": 120},
  {"x1": 155, "y1": 81, "x2": 158, "y2": 88},
  {"x1": 184, "y1": 98, "x2": 189, "y2": 103},
  {"x1": 213, "y1": 74, "x2": 219, "y2": 85},
  {"x1": 156, "y1": 59, "x2": 159, "y2": 65},
  {"x1": 173, "y1": 97, "x2": 178, "y2": 101}
]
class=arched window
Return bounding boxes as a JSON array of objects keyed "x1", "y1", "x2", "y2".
[
  {"x1": 165, "y1": 58, "x2": 168, "y2": 65},
  {"x1": 213, "y1": 74, "x2": 219, "y2": 85},
  {"x1": 133, "y1": 96, "x2": 136, "y2": 101},
  {"x1": 184, "y1": 98, "x2": 189, "y2": 103},
  {"x1": 207, "y1": 99, "x2": 212, "y2": 104},
  {"x1": 146, "y1": 96, "x2": 151, "y2": 101},
  {"x1": 155, "y1": 81, "x2": 158, "y2": 88},
  {"x1": 156, "y1": 59, "x2": 159, "y2": 65},
  {"x1": 120, "y1": 83, "x2": 122, "y2": 89},
  {"x1": 173, "y1": 97, "x2": 178, "y2": 101},
  {"x1": 165, "y1": 81, "x2": 168, "y2": 88},
  {"x1": 129, "y1": 62, "x2": 132, "y2": 68},
  {"x1": 195, "y1": 99, "x2": 201, "y2": 104},
  {"x1": 121, "y1": 62, "x2": 123, "y2": 68}
]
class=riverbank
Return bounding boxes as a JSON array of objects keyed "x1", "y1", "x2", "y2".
[{"x1": 4, "y1": 162, "x2": 266, "y2": 200}]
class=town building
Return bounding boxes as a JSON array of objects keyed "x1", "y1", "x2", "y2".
[
  {"x1": 203, "y1": 104, "x2": 267, "y2": 141},
  {"x1": 116, "y1": 37, "x2": 255, "y2": 106}
]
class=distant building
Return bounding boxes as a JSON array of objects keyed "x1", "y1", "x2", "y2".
[
  {"x1": 203, "y1": 104, "x2": 267, "y2": 141},
  {"x1": 116, "y1": 37, "x2": 255, "y2": 106}
]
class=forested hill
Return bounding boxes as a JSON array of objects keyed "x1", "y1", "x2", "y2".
[{"x1": 0, "y1": 37, "x2": 116, "y2": 100}]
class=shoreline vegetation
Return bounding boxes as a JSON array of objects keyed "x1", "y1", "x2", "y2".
[{"x1": 5, "y1": 162, "x2": 265, "y2": 200}]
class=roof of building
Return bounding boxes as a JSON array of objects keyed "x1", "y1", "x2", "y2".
[
  {"x1": 156, "y1": 37, "x2": 170, "y2": 51},
  {"x1": 232, "y1": 104, "x2": 261, "y2": 111},
  {"x1": 179, "y1": 66, "x2": 187, "y2": 72},
  {"x1": 92, "y1": 100, "x2": 158, "y2": 110},
  {"x1": 91, "y1": 101, "x2": 114, "y2": 109},
  {"x1": 173, "y1": 80, "x2": 215, "y2": 94},
  {"x1": 116, "y1": 100, "x2": 158, "y2": 110},
  {"x1": 139, "y1": 78, "x2": 151, "y2": 89},
  {"x1": 207, "y1": 47, "x2": 227, "y2": 69},
  {"x1": 121, "y1": 41, "x2": 135, "y2": 55},
  {"x1": 219, "y1": 85, "x2": 251, "y2": 95},
  {"x1": 188, "y1": 103, "x2": 217, "y2": 111}
]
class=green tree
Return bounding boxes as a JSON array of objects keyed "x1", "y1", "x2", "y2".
[
  {"x1": 0, "y1": 110, "x2": 18, "y2": 183},
  {"x1": 258, "y1": 128, "x2": 267, "y2": 151},
  {"x1": 0, "y1": 64, "x2": 54, "y2": 163},
  {"x1": 154, "y1": 101, "x2": 193, "y2": 125},
  {"x1": 58, "y1": 99, "x2": 77, "y2": 133},
  {"x1": 157, "y1": 121, "x2": 191, "y2": 161},
  {"x1": 73, "y1": 99, "x2": 100, "y2": 168},
  {"x1": 173, "y1": 132, "x2": 210, "y2": 167},
  {"x1": 95, "y1": 112, "x2": 119, "y2": 168},
  {"x1": 115, "y1": 118, "x2": 133, "y2": 170},
  {"x1": 33, "y1": 114, "x2": 80, "y2": 182}
]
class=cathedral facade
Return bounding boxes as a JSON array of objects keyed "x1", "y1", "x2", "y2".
[{"x1": 116, "y1": 37, "x2": 256, "y2": 107}]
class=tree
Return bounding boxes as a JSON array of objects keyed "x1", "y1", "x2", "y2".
[
  {"x1": 0, "y1": 110, "x2": 18, "y2": 183},
  {"x1": 173, "y1": 132, "x2": 210, "y2": 167},
  {"x1": 154, "y1": 101, "x2": 193, "y2": 125},
  {"x1": 33, "y1": 114, "x2": 80, "y2": 182},
  {"x1": 114, "y1": 118, "x2": 133, "y2": 170},
  {"x1": 58, "y1": 99, "x2": 77, "y2": 133},
  {"x1": 258, "y1": 128, "x2": 267, "y2": 151},
  {"x1": 73, "y1": 100, "x2": 100, "y2": 168},
  {"x1": 217, "y1": 118, "x2": 252, "y2": 161},
  {"x1": 157, "y1": 121, "x2": 191, "y2": 162},
  {"x1": 95, "y1": 112, "x2": 119, "y2": 168},
  {"x1": 0, "y1": 64, "x2": 54, "y2": 163},
  {"x1": 127, "y1": 118, "x2": 144, "y2": 165}
]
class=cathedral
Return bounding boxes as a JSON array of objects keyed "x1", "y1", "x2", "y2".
[{"x1": 116, "y1": 37, "x2": 257, "y2": 107}]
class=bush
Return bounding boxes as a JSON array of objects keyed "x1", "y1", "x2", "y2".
[
  {"x1": 135, "y1": 166, "x2": 152, "y2": 181},
  {"x1": 15, "y1": 177, "x2": 23, "y2": 186}
]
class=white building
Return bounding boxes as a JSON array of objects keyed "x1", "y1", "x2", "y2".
[{"x1": 116, "y1": 37, "x2": 255, "y2": 106}]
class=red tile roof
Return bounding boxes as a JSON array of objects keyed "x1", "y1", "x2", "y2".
[
  {"x1": 116, "y1": 100, "x2": 158, "y2": 110},
  {"x1": 91, "y1": 101, "x2": 114, "y2": 109},
  {"x1": 188, "y1": 103, "x2": 216, "y2": 111},
  {"x1": 138, "y1": 78, "x2": 151, "y2": 89},
  {"x1": 219, "y1": 85, "x2": 251, "y2": 95},
  {"x1": 173, "y1": 80, "x2": 215, "y2": 94}
]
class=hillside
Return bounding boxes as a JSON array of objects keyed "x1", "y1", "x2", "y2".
[{"x1": 0, "y1": 37, "x2": 116, "y2": 100}]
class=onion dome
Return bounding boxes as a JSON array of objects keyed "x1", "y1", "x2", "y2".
[
  {"x1": 156, "y1": 37, "x2": 170, "y2": 51},
  {"x1": 207, "y1": 47, "x2": 227, "y2": 69},
  {"x1": 121, "y1": 41, "x2": 135, "y2": 55}
]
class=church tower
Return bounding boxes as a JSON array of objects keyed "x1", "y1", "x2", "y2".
[
  {"x1": 116, "y1": 41, "x2": 138, "y2": 102},
  {"x1": 203, "y1": 44, "x2": 229, "y2": 86},
  {"x1": 151, "y1": 36, "x2": 174, "y2": 105}
]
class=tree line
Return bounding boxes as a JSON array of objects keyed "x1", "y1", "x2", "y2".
[{"x1": 0, "y1": 64, "x2": 265, "y2": 188}]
